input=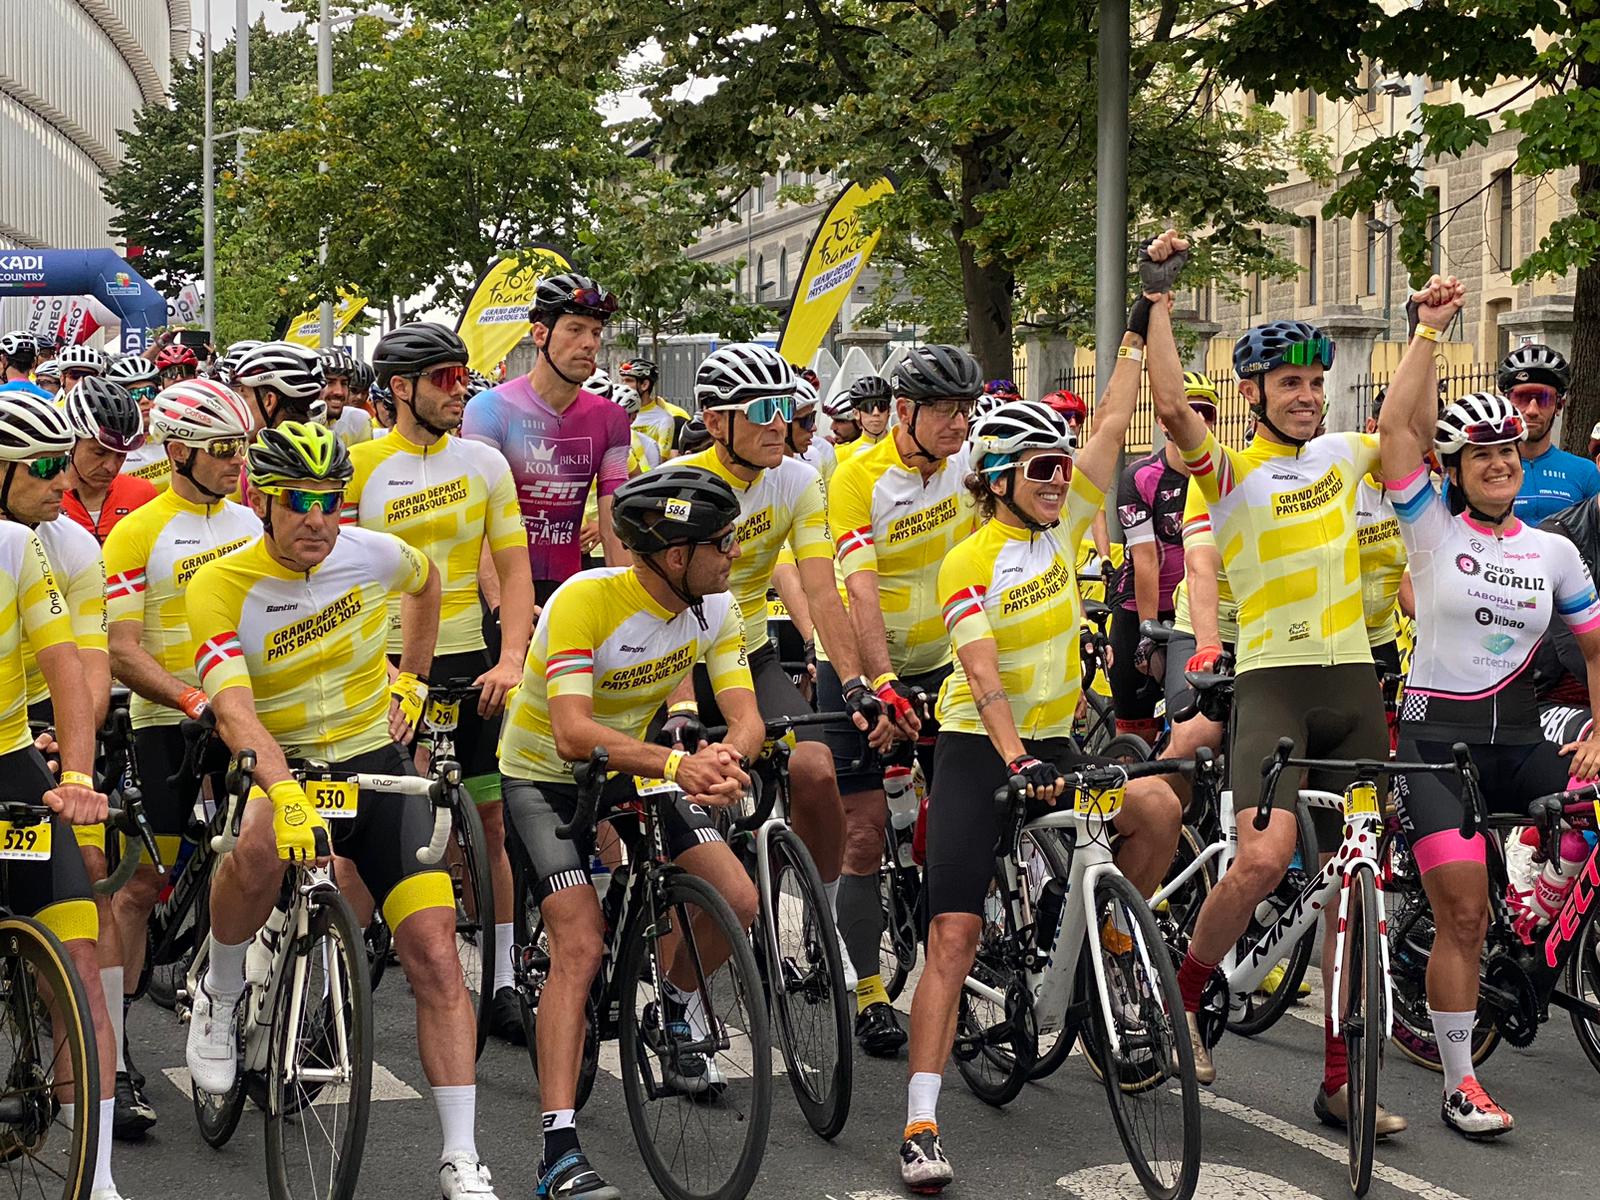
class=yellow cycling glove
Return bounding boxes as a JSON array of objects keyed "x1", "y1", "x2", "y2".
[
  {"x1": 266, "y1": 780, "x2": 331, "y2": 864},
  {"x1": 389, "y1": 671, "x2": 429, "y2": 729}
]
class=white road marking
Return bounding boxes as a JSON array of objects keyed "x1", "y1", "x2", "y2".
[
  {"x1": 1057, "y1": 1162, "x2": 1323, "y2": 1199},
  {"x1": 1194, "y1": 1088, "x2": 1475, "y2": 1200},
  {"x1": 161, "y1": 1061, "x2": 421, "y2": 1103}
]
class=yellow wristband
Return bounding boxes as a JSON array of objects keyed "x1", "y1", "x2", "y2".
[
  {"x1": 872, "y1": 672, "x2": 897, "y2": 690},
  {"x1": 1117, "y1": 345, "x2": 1145, "y2": 362},
  {"x1": 663, "y1": 749, "x2": 686, "y2": 783},
  {"x1": 1415, "y1": 324, "x2": 1442, "y2": 342},
  {"x1": 668, "y1": 702, "x2": 700, "y2": 717},
  {"x1": 59, "y1": 771, "x2": 92, "y2": 789}
]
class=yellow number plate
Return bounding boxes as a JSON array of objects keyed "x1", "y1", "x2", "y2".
[
  {"x1": 310, "y1": 780, "x2": 359, "y2": 819},
  {"x1": 0, "y1": 821, "x2": 50, "y2": 861},
  {"x1": 426, "y1": 698, "x2": 462, "y2": 733},
  {"x1": 1345, "y1": 782, "x2": 1381, "y2": 818},
  {"x1": 1074, "y1": 785, "x2": 1125, "y2": 819},
  {"x1": 634, "y1": 776, "x2": 681, "y2": 797}
]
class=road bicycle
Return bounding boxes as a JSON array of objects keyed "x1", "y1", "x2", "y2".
[
  {"x1": 1384, "y1": 777, "x2": 1600, "y2": 1075},
  {"x1": 513, "y1": 748, "x2": 772, "y2": 1200},
  {"x1": 954, "y1": 757, "x2": 1201, "y2": 1200},
  {"x1": 189, "y1": 747, "x2": 456, "y2": 1200}
]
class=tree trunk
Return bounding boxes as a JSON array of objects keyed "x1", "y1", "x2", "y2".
[
  {"x1": 956, "y1": 147, "x2": 1015, "y2": 378},
  {"x1": 1565, "y1": 55, "x2": 1600, "y2": 455}
]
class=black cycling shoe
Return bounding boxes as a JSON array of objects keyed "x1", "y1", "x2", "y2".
[
  {"x1": 537, "y1": 1151, "x2": 623, "y2": 1200},
  {"x1": 488, "y1": 987, "x2": 527, "y2": 1046},
  {"x1": 855, "y1": 1001, "x2": 907, "y2": 1058},
  {"x1": 113, "y1": 1071, "x2": 157, "y2": 1141}
]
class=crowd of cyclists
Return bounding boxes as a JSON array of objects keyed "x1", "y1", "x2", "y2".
[{"x1": 0, "y1": 228, "x2": 1597, "y2": 1200}]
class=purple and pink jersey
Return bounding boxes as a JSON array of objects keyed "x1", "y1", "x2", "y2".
[
  {"x1": 1109, "y1": 449, "x2": 1189, "y2": 612},
  {"x1": 463, "y1": 376, "x2": 632, "y2": 584}
]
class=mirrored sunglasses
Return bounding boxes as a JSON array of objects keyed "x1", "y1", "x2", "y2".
[
  {"x1": 1020, "y1": 453, "x2": 1073, "y2": 483},
  {"x1": 257, "y1": 486, "x2": 343, "y2": 515}
]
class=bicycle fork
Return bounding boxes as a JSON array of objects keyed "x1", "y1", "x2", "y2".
[{"x1": 1328, "y1": 807, "x2": 1393, "y2": 1040}]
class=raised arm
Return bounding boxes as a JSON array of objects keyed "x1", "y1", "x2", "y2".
[{"x1": 1379, "y1": 275, "x2": 1465, "y2": 483}]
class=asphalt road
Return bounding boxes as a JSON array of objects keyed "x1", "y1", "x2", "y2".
[{"x1": 108, "y1": 964, "x2": 1600, "y2": 1200}]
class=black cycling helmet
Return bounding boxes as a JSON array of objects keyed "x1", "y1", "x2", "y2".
[
  {"x1": 372, "y1": 322, "x2": 469, "y2": 387},
  {"x1": 677, "y1": 413, "x2": 713, "y2": 455},
  {"x1": 348, "y1": 359, "x2": 375, "y2": 393},
  {"x1": 619, "y1": 356, "x2": 658, "y2": 383},
  {"x1": 529, "y1": 273, "x2": 618, "y2": 326},
  {"x1": 1232, "y1": 319, "x2": 1334, "y2": 447},
  {"x1": 65, "y1": 376, "x2": 145, "y2": 453},
  {"x1": 612, "y1": 467, "x2": 741, "y2": 554},
  {"x1": 847, "y1": 375, "x2": 893, "y2": 408},
  {"x1": 891, "y1": 344, "x2": 983, "y2": 402},
  {"x1": 319, "y1": 348, "x2": 356, "y2": 380},
  {"x1": 1497, "y1": 342, "x2": 1569, "y2": 396}
]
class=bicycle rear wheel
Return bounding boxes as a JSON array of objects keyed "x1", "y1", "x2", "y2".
[
  {"x1": 1085, "y1": 872, "x2": 1200, "y2": 1200},
  {"x1": 0, "y1": 916, "x2": 97, "y2": 1200},
  {"x1": 1080, "y1": 691, "x2": 1117, "y2": 755},
  {"x1": 954, "y1": 870, "x2": 1035, "y2": 1107},
  {"x1": 1227, "y1": 802, "x2": 1317, "y2": 1037},
  {"x1": 1341, "y1": 866, "x2": 1382, "y2": 1198},
  {"x1": 448, "y1": 795, "x2": 496, "y2": 1060},
  {"x1": 878, "y1": 861, "x2": 918, "y2": 1002},
  {"x1": 265, "y1": 892, "x2": 373, "y2": 1200},
  {"x1": 617, "y1": 872, "x2": 771, "y2": 1200}
]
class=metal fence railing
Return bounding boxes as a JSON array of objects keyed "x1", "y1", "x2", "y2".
[
  {"x1": 1355, "y1": 362, "x2": 1496, "y2": 427},
  {"x1": 1049, "y1": 365, "x2": 1255, "y2": 452}
]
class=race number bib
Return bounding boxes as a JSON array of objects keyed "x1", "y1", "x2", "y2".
[
  {"x1": 309, "y1": 780, "x2": 359, "y2": 820},
  {"x1": 0, "y1": 821, "x2": 51, "y2": 861}
]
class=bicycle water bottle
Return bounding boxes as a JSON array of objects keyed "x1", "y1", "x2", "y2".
[
  {"x1": 246, "y1": 905, "x2": 290, "y2": 986},
  {"x1": 590, "y1": 855, "x2": 611, "y2": 902},
  {"x1": 884, "y1": 765, "x2": 917, "y2": 830},
  {"x1": 1530, "y1": 827, "x2": 1590, "y2": 927}
]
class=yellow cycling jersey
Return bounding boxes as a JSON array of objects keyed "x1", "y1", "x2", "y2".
[
  {"x1": 1172, "y1": 482, "x2": 1240, "y2": 644},
  {"x1": 1180, "y1": 430, "x2": 1380, "y2": 673},
  {"x1": 0, "y1": 524, "x2": 73, "y2": 754},
  {"x1": 24, "y1": 519, "x2": 107, "y2": 704},
  {"x1": 1356, "y1": 478, "x2": 1407, "y2": 648},
  {"x1": 673, "y1": 447, "x2": 832, "y2": 653},
  {"x1": 632, "y1": 399, "x2": 690, "y2": 468},
  {"x1": 120, "y1": 445, "x2": 171, "y2": 493},
  {"x1": 828, "y1": 436, "x2": 978, "y2": 676},
  {"x1": 935, "y1": 470, "x2": 1104, "y2": 737},
  {"x1": 800, "y1": 438, "x2": 837, "y2": 491},
  {"x1": 342, "y1": 431, "x2": 523, "y2": 655},
  {"x1": 832, "y1": 429, "x2": 885, "y2": 468},
  {"x1": 498, "y1": 567, "x2": 752, "y2": 783},
  {"x1": 187, "y1": 528, "x2": 430, "y2": 762},
  {"x1": 627, "y1": 430, "x2": 651, "y2": 477},
  {"x1": 103, "y1": 490, "x2": 262, "y2": 730}
]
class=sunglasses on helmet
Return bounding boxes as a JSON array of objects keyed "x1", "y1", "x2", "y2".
[
  {"x1": 202, "y1": 437, "x2": 248, "y2": 459},
  {"x1": 257, "y1": 486, "x2": 344, "y2": 515},
  {"x1": 571, "y1": 288, "x2": 618, "y2": 315},
  {"x1": 93, "y1": 427, "x2": 146, "y2": 454},
  {"x1": 1020, "y1": 452, "x2": 1073, "y2": 483},
  {"x1": 1189, "y1": 401, "x2": 1218, "y2": 421},
  {"x1": 1279, "y1": 337, "x2": 1335, "y2": 369},
  {"x1": 128, "y1": 384, "x2": 157, "y2": 403},
  {"x1": 1460, "y1": 414, "x2": 1526, "y2": 444},
  {"x1": 852, "y1": 398, "x2": 891, "y2": 414},
  {"x1": 26, "y1": 454, "x2": 72, "y2": 481},
  {"x1": 64, "y1": 368, "x2": 95, "y2": 382},
  {"x1": 794, "y1": 411, "x2": 818, "y2": 433},
  {"x1": 698, "y1": 528, "x2": 738, "y2": 554},
  {"x1": 710, "y1": 393, "x2": 795, "y2": 426}
]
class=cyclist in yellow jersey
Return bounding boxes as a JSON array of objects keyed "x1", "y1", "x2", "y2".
[
  {"x1": 355, "y1": 322, "x2": 535, "y2": 1047},
  {"x1": 620, "y1": 356, "x2": 689, "y2": 468},
  {"x1": 899, "y1": 281, "x2": 1186, "y2": 1187},
  {"x1": 103, "y1": 379, "x2": 260, "y2": 1137},
  {"x1": 0, "y1": 389, "x2": 121, "y2": 1199},
  {"x1": 668, "y1": 344, "x2": 892, "y2": 989},
  {"x1": 834, "y1": 374, "x2": 892, "y2": 466},
  {"x1": 184, "y1": 423, "x2": 501, "y2": 1200},
  {"x1": 1153, "y1": 236, "x2": 1403, "y2": 1132},
  {"x1": 824, "y1": 343, "x2": 980, "y2": 1057},
  {"x1": 499, "y1": 467, "x2": 762, "y2": 1200}
]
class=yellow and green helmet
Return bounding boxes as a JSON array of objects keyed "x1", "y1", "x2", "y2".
[{"x1": 246, "y1": 420, "x2": 352, "y2": 489}]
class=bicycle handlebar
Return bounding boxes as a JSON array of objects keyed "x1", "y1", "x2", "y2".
[
  {"x1": 93, "y1": 796, "x2": 164, "y2": 896},
  {"x1": 992, "y1": 755, "x2": 1195, "y2": 806},
  {"x1": 1255, "y1": 736, "x2": 1477, "y2": 833},
  {"x1": 556, "y1": 747, "x2": 610, "y2": 841}
]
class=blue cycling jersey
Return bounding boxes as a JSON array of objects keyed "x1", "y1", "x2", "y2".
[{"x1": 1515, "y1": 444, "x2": 1600, "y2": 524}]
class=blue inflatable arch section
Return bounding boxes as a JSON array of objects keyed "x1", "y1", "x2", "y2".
[{"x1": 0, "y1": 250, "x2": 168, "y2": 348}]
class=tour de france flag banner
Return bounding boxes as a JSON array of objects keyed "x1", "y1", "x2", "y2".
[
  {"x1": 284, "y1": 288, "x2": 370, "y2": 348},
  {"x1": 777, "y1": 176, "x2": 895, "y2": 365},
  {"x1": 457, "y1": 246, "x2": 572, "y2": 375}
]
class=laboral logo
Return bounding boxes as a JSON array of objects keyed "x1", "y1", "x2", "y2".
[{"x1": 105, "y1": 270, "x2": 142, "y2": 298}]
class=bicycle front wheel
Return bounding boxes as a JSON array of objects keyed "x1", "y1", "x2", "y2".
[
  {"x1": 1228, "y1": 802, "x2": 1318, "y2": 1038},
  {"x1": 617, "y1": 872, "x2": 771, "y2": 1200},
  {"x1": 763, "y1": 827, "x2": 852, "y2": 1140},
  {"x1": 0, "y1": 916, "x2": 97, "y2": 1200},
  {"x1": 1342, "y1": 866, "x2": 1383, "y2": 1198},
  {"x1": 954, "y1": 871, "x2": 1035, "y2": 1108},
  {"x1": 1566, "y1": 902, "x2": 1600, "y2": 1074},
  {"x1": 448, "y1": 795, "x2": 496, "y2": 1060},
  {"x1": 878, "y1": 862, "x2": 918, "y2": 1002},
  {"x1": 265, "y1": 892, "x2": 373, "y2": 1200},
  {"x1": 1085, "y1": 872, "x2": 1200, "y2": 1200}
]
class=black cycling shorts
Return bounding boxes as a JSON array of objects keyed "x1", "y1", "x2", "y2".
[
  {"x1": 1539, "y1": 703, "x2": 1593, "y2": 746},
  {"x1": 293, "y1": 742, "x2": 453, "y2": 931},
  {"x1": 396, "y1": 649, "x2": 502, "y2": 780},
  {"x1": 1108, "y1": 608, "x2": 1170, "y2": 722},
  {"x1": 133, "y1": 722, "x2": 228, "y2": 860},
  {"x1": 692, "y1": 643, "x2": 822, "y2": 743},
  {"x1": 1161, "y1": 631, "x2": 1235, "y2": 721},
  {"x1": 1229, "y1": 663, "x2": 1387, "y2": 847},
  {"x1": 0, "y1": 747, "x2": 95, "y2": 944},
  {"x1": 925, "y1": 733, "x2": 1091, "y2": 919},
  {"x1": 504, "y1": 774, "x2": 724, "y2": 903},
  {"x1": 1371, "y1": 639, "x2": 1402, "y2": 677},
  {"x1": 814, "y1": 660, "x2": 946, "y2": 794},
  {"x1": 1395, "y1": 735, "x2": 1572, "y2": 868}
]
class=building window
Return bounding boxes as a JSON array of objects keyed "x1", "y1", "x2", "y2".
[
  {"x1": 755, "y1": 254, "x2": 766, "y2": 298},
  {"x1": 778, "y1": 248, "x2": 789, "y2": 296},
  {"x1": 1425, "y1": 186, "x2": 1442, "y2": 275},
  {"x1": 1302, "y1": 90, "x2": 1318, "y2": 127},
  {"x1": 1493, "y1": 169, "x2": 1515, "y2": 271},
  {"x1": 1363, "y1": 60, "x2": 1378, "y2": 112},
  {"x1": 755, "y1": 181, "x2": 766, "y2": 214},
  {"x1": 1301, "y1": 217, "x2": 1319, "y2": 306},
  {"x1": 1364, "y1": 212, "x2": 1381, "y2": 296},
  {"x1": 1251, "y1": 272, "x2": 1263, "y2": 316}
]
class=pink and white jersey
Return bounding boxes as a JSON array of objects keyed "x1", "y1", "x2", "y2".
[{"x1": 1391, "y1": 465, "x2": 1600, "y2": 743}]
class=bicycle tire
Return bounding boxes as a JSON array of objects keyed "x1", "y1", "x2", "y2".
[
  {"x1": 1343, "y1": 866, "x2": 1382, "y2": 1199},
  {"x1": 1566, "y1": 902, "x2": 1600, "y2": 1075},
  {"x1": 879, "y1": 863, "x2": 917, "y2": 1002},
  {"x1": 265, "y1": 891, "x2": 373, "y2": 1200},
  {"x1": 1099, "y1": 734, "x2": 1154, "y2": 764},
  {"x1": 191, "y1": 982, "x2": 249, "y2": 1149},
  {"x1": 954, "y1": 870, "x2": 1035, "y2": 1107},
  {"x1": 1080, "y1": 691, "x2": 1117, "y2": 755},
  {"x1": 448, "y1": 793, "x2": 496, "y2": 1060},
  {"x1": 513, "y1": 854, "x2": 600, "y2": 1112},
  {"x1": 1155, "y1": 824, "x2": 1215, "y2": 957},
  {"x1": 763, "y1": 827, "x2": 852, "y2": 1139},
  {"x1": 1227, "y1": 801, "x2": 1318, "y2": 1038},
  {"x1": 0, "y1": 915, "x2": 98, "y2": 1200},
  {"x1": 1027, "y1": 1026, "x2": 1077, "y2": 1081},
  {"x1": 1085, "y1": 872, "x2": 1201, "y2": 1200},
  {"x1": 617, "y1": 871, "x2": 771, "y2": 1200}
]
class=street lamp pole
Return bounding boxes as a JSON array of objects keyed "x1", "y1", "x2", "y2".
[
  {"x1": 235, "y1": 0, "x2": 250, "y2": 162},
  {"x1": 202, "y1": 0, "x2": 215, "y2": 332},
  {"x1": 318, "y1": 0, "x2": 334, "y2": 350}
]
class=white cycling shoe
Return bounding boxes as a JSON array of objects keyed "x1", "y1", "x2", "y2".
[
  {"x1": 441, "y1": 1152, "x2": 500, "y2": 1198},
  {"x1": 185, "y1": 982, "x2": 239, "y2": 1095}
]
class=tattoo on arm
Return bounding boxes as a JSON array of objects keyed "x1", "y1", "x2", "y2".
[{"x1": 976, "y1": 689, "x2": 1008, "y2": 713}]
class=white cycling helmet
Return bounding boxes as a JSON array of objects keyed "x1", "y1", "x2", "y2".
[
  {"x1": 218, "y1": 339, "x2": 265, "y2": 384},
  {"x1": 33, "y1": 359, "x2": 62, "y2": 382},
  {"x1": 694, "y1": 343, "x2": 794, "y2": 408},
  {"x1": 584, "y1": 369, "x2": 614, "y2": 400},
  {"x1": 106, "y1": 354, "x2": 160, "y2": 387},
  {"x1": 970, "y1": 400, "x2": 1076, "y2": 475},
  {"x1": 55, "y1": 343, "x2": 107, "y2": 376},
  {"x1": 148, "y1": 379, "x2": 255, "y2": 445},
  {"x1": 821, "y1": 390, "x2": 856, "y2": 421},
  {"x1": 233, "y1": 340, "x2": 324, "y2": 401},
  {"x1": 612, "y1": 383, "x2": 641, "y2": 418},
  {"x1": 0, "y1": 389, "x2": 75, "y2": 460},
  {"x1": 793, "y1": 377, "x2": 819, "y2": 415},
  {"x1": 1435, "y1": 391, "x2": 1526, "y2": 459}
]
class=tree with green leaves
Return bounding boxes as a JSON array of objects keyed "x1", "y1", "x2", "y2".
[
  {"x1": 521, "y1": 0, "x2": 1316, "y2": 375},
  {"x1": 1200, "y1": 0, "x2": 1600, "y2": 450}
]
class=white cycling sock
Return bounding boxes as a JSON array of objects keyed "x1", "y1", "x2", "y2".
[
  {"x1": 433, "y1": 1084, "x2": 477, "y2": 1161},
  {"x1": 205, "y1": 937, "x2": 251, "y2": 1006},
  {"x1": 494, "y1": 923, "x2": 515, "y2": 993},
  {"x1": 102, "y1": 967, "x2": 125, "y2": 1073},
  {"x1": 1429, "y1": 1008, "x2": 1476, "y2": 1094},
  {"x1": 93, "y1": 1098, "x2": 114, "y2": 1192},
  {"x1": 907, "y1": 1072, "x2": 941, "y2": 1129},
  {"x1": 822, "y1": 876, "x2": 840, "y2": 916}
]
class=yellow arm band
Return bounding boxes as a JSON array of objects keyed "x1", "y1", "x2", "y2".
[
  {"x1": 663, "y1": 750, "x2": 686, "y2": 783},
  {"x1": 1415, "y1": 324, "x2": 1442, "y2": 342},
  {"x1": 59, "y1": 771, "x2": 93, "y2": 789}
]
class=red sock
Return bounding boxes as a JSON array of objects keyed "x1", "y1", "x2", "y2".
[
  {"x1": 1177, "y1": 950, "x2": 1218, "y2": 1013},
  {"x1": 1323, "y1": 1017, "x2": 1348, "y2": 1095}
]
